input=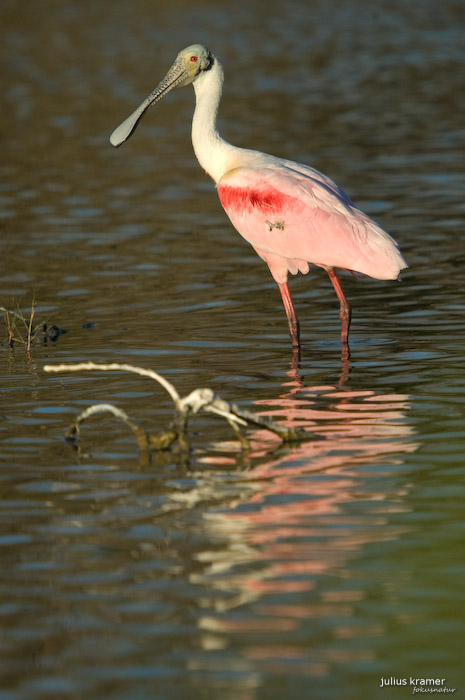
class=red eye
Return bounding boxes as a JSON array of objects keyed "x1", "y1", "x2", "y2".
[{"x1": 190, "y1": 55, "x2": 198, "y2": 62}]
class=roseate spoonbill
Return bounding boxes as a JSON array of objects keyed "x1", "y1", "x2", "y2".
[{"x1": 110, "y1": 44, "x2": 407, "y2": 352}]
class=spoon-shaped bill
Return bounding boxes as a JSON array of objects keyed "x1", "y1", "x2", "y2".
[
  {"x1": 110, "y1": 60, "x2": 188, "y2": 147},
  {"x1": 110, "y1": 98, "x2": 153, "y2": 147}
]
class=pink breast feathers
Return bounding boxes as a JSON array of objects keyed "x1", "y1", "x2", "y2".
[{"x1": 217, "y1": 185, "x2": 287, "y2": 215}]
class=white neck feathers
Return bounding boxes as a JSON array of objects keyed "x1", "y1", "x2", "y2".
[{"x1": 191, "y1": 58, "x2": 240, "y2": 183}]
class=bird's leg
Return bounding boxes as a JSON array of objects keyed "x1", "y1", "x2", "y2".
[
  {"x1": 278, "y1": 281, "x2": 300, "y2": 350},
  {"x1": 326, "y1": 267, "x2": 352, "y2": 348}
]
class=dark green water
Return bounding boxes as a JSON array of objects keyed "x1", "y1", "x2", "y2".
[{"x1": 1, "y1": 1, "x2": 465, "y2": 698}]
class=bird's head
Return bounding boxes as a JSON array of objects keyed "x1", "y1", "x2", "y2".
[
  {"x1": 173, "y1": 45, "x2": 214, "y2": 87},
  {"x1": 110, "y1": 44, "x2": 214, "y2": 147}
]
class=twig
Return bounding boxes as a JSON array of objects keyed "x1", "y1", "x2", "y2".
[
  {"x1": 229, "y1": 404, "x2": 308, "y2": 442},
  {"x1": 0, "y1": 307, "x2": 25, "y2": 324},
  {"x1": 26, "y1": 299, "x2": 35, "y2": 353},
  {"x1": 4, "y1": 309, "x2": 14, "y2": 347},
  {"x1": 44, "y1": 362, "x2": 181, "y2": 407},
  {"x1": 66, "y1": 403, "x2": 151, "y2": 451}
]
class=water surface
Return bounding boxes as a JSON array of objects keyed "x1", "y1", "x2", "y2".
[{"x1": 1, "y1": 1, "x2": 465, "y2": 698}]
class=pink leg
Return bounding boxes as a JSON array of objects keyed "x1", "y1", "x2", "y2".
[
  {"x1": 327, "y1": 267, "x2": 352, "y2": 346},
  {"x1": 278, "y1": 281, "x2": 300, "y2": 349}
]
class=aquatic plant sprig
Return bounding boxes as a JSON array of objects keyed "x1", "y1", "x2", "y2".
[
  {"x1": 43, "y1": 361, "x2": 310, "y2": 453},
  {"x1": 1, "y1": 300, "x2": 42, "y2": 351},
  {"x1": 1, "y1": 299, "x2": 66, "y2": 350}
]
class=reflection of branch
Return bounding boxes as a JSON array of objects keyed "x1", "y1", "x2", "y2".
[{"x1": 43, "y1": 362, "x2": 311, "y2": 454}]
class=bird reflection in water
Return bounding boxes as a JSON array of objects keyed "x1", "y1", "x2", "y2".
[{"x1": 186, "y1": 364, "x2": 418, "y2": 679}]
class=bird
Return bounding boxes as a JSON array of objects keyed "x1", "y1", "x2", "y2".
[{"x1": 110, "y1": 44, "x2": 407, "y2": 353}]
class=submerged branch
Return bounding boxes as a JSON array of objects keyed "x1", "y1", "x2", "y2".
[{"x1": 44, "y1": 362, "x2": 313, "y2": 455}]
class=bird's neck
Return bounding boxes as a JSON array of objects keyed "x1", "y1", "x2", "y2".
[{"x1": 191, "y1": 58, "x2": 240, "y2": 184}]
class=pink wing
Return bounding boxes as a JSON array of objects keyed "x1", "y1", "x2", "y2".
[{"x1": 217, "y1": 164, "x2": 407, "y2": 284}]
